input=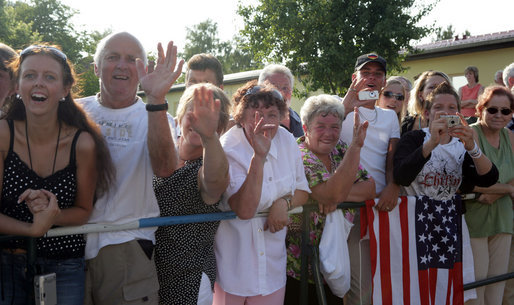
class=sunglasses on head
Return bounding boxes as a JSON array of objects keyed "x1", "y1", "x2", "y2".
[
  {"x1": 383, "y1": 91, "x2": 404, "y2": 101},
  {"x1": 20, "y1": 45, "x2": 67, "y2": 61},
  {"x1": 485, "y1": 107, "x2": 512, "y2": 116},
  {"x1": 244, "y1": 85, "x2": 284, "y2": 101}
]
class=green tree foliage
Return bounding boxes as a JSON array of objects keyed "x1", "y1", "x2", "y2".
[
  {"x1": 76, "y1": 29, "x2": 112, "y2": 97},
  {"x1": 0, "y1": 0, "x2": 113, "y2": 97},
  {"x1": 238, "y1": 0, "x2": 436, "y2": 95},
  {"x1": 434, "y1": 25, "x2": 471, "y2": 41},
  {"x1": 0, "y1": 0, "x2": 41, "y2": 49},
  {"x1": 180, "y1": 19, "x2": 260, "y2": 75},
  {"x1": 1, "y1": 0, "x2": 87, "y2": 63}
]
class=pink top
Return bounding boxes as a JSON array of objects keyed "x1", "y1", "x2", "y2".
[{"x1": 460, "y1": 84, "x2": 482, "y2": 117}]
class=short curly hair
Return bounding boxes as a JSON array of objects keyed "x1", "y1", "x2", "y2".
[{"x1": 232, "y1": 83, "x2": 287, "y2": 126}]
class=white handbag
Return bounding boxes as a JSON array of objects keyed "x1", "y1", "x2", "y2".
[{"x1": 318, "y1": 209, "x2": 353, "y2": 298}]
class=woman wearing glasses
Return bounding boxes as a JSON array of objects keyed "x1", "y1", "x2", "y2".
[
  {"x1": 213, "y1": 83, "x2": 310, "y2": 305},
  {"x1": 377, "y1": 78, "x2": 407, "y2": 123},
  {"x1": 0, "y1": 45, "x2": 113, "y2": 305},
  {"x1": 464, "y1": 86, "x2": 514, "y2": 305}
]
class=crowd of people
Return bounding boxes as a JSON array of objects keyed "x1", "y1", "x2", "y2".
[{"x1": 0, "y1": 32, "x2": 512, "y2": 305}]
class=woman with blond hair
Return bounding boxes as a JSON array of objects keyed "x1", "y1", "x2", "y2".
[{"x1": 401, "y1": 70, "x2": 451, "y2": 135}]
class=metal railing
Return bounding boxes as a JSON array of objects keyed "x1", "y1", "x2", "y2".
[{"x1": 1, "y1": 196, "x2": 512, "y2": 305}]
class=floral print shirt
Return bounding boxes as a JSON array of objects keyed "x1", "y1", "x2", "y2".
[{"x1": 286, "y1": 137, "x2": 370, "y2": 282}]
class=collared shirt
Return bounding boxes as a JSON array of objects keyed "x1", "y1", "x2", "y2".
[
  {"x1": 215, "y1": 126, "x2": 310, "y2": 296},
  {"x1": 282, "y1": 108, "x2": 304, "y2": 138}
]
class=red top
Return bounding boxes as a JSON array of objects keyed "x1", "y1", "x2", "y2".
[{"x1": 460, "y1": 84, "x2": 482, "y2": 117}]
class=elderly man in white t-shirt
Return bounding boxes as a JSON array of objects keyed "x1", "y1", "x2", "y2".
[{"x1": 79, "y1": 32, "x2": 181, "y2": 305}]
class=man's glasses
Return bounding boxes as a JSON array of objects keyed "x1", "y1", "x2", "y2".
[
  {"x1": 20, "y1": 45, "x2": 67, "y2": 61},
  {"x1": 244, "y1": 85, "x2": 284, "y2": 101},
  {"x1": 383, "y1": 91, "x2": 404, "y2": 101},
  {"x1": 485, "y1": 107, "x2": 512, "y2": 116}
]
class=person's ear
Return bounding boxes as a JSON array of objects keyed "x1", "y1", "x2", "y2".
[
  {"x1": 94, "y1": 64, "x2": 100, "y2": 77},
  {"x1": 351, "y1": 73, "x2": 357, "y2": 82},
  {"x1": 302, "y1": 124, "x2": 308, "y2": 135}
]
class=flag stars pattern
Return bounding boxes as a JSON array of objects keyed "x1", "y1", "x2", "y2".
[{"x1": 415, "y1": 196, "x2": 462, "y2": 270}]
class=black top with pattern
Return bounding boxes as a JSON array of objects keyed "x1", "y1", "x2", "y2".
[
  {"x1": 153, "y1": 158, "x2": 221, "y2": 305},
  {"x1": 0, "y1": 120, "x2": 84, "y2": 259}
]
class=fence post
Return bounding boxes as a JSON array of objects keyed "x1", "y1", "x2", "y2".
[
  {"x1": 300, "y1": 205, "x2": 312, "y2": 305},
  {"x1": 26, "y1": 237, "x2": 37, "y2": 303}
]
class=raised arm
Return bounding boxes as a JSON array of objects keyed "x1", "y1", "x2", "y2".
[
  {"x1": 450, "y1": 113, "x2": 494, "y2": 176},
  {"x1": 185, "y1": 86, "x2": 230, "y2": 204},
  {"x1": 310, "y1": 109, "x2": 369, "y2": 208},
  {"x1": 228, "y1": 113, "x2": 274, "y2": 219},
  {"x1": 137, "y1": 41, "x2": 184, "y2": 177}
]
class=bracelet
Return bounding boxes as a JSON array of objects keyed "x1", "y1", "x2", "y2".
[
  {"x1": 283, "y1": 196, "x2": 293, "y2": 211},
  {"x1": 466, "y1": 141, "x2": 482, "y2": 159},
  {"x1": 146, "y1": 101, "x2": 168, "y2": 112},
  {"x1": 470, "y1": 148, "x2": 482, "y2": 159}
]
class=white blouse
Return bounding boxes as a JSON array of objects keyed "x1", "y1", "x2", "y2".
[{"x1": 215, "y1": 126, "x2": 310, "y2": 296}]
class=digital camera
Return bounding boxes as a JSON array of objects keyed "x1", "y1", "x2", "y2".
[
  {"x1": 440, "y1": 115, "x2": 461, "y2": 128},
  {"x1": 358, "y1": 90, "x2": 379, "y2": 101}
]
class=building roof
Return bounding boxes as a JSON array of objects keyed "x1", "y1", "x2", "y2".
[{"x1": 406, "y1": 29, "x2": 514, "y2": 60}]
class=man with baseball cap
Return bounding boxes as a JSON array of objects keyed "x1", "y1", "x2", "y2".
[{"x1": 340, "y1": 53, "x2": 401, "y2": 305}]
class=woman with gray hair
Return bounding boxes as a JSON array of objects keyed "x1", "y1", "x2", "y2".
[{"x1": 285, "y1": 94, "x2": 375, "y2": 304}]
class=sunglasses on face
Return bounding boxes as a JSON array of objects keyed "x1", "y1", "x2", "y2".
[
  {"x1": 20, "y1": 45, "x2": 67, "y2": 61},
  {"x1": 244, "y1": 85, "x2": 284, "y2": 101},
  {"x1": 382, "y1": 91, "x2": 404, "y2": 101},
  {"x1": 485, "y1": 107, "x2": 513, "y2": 116}
]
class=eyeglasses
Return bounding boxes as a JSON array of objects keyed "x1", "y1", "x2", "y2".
[
  {"x1": 485, "y1": 107, "x2": 512, "y2": 116},
  {"x1": 382, "y1": 91, "x2": 404, "y2": 101},
  {"x1": 244, "y1": 85, "x2": 284, "y2": 101},
  {"x1": 20, "y1": 45, "x2": 67, "y2": 61}
]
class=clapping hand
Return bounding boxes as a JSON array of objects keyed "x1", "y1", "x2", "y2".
[
  {"x1": 18, "y1": 189, "x2": 60, "y2": 237},
  {"x1": 137, "y1": 41, "x2": 184, "y2": 102},
  {"x1": 185, "y1": 86, "x2": 221, "y2": 140}
]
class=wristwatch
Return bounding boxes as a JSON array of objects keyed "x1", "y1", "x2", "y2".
[{"x1": 146, "y1": 101, "x2": 168, "y2": 112}]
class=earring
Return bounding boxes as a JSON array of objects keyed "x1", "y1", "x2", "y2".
[
  {"x1": 59, "y1": 97, "x2": 66, "y2": 102},
  {"x1": 16, "y1": 94, "x2": 22, "y2": 100}
]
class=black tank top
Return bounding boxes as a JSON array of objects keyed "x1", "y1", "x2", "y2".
[{"x1": 0, "y1": 120, "x2": 84, "y2": 259}]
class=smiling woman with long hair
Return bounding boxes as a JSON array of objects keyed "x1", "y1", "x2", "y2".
[{"x1": 0, "y1": 44, "x2": 113, "y2": 305}]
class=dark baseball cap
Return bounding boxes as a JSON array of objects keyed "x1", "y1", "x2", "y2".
[{"x1": 355, "y1": 53, "x2": 386, "y2": 72}]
